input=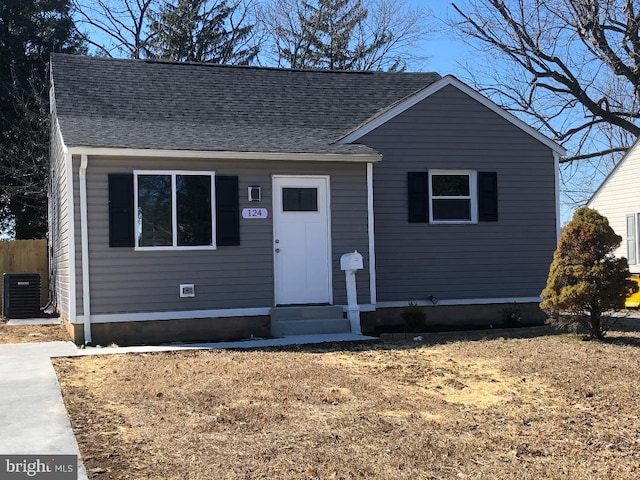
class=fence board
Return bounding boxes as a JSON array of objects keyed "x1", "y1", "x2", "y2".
[{"x1": 0, "y1": 239, "x2": 49, "y2": 312}]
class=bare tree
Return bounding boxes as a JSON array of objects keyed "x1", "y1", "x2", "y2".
[
  {"x1": 261, "y1": 0, "x2": 429, "y2": 70},
  {"x1": 0, "y1": 69, "x2": 50, "y2": 238},
  {"x1": 71, "y1": 0, "x2": 158, "y2": 58},
  {"x1": 450, "y1": 0, "x2": 640, "y2": 165}
]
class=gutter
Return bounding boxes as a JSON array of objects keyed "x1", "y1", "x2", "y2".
[{"x1": 79, "y1": 154, "x2": 92, "y2": 345}]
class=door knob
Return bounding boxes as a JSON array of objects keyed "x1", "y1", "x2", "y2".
[{"x1": 275, "y1": 248, "x2": 280, "y2": 253}]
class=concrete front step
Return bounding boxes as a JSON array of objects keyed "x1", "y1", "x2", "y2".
[
  {"x1": 270, "y1": 306, "x2": 349, "y2": 337},
  {"x1": 270, "y1": 305, "x2": 345, "y2": 321}
]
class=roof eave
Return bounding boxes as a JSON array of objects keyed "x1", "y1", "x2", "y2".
[{"x1": 65, "y1": 146, "x2": 382, "y2": 163}]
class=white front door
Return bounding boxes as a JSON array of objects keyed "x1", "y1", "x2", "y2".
[{"x1": 273, "y1": 176, "x2": 332, "y2": 305}]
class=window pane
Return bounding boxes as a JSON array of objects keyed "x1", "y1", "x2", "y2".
[
  {"x1": 433, "y1": 199, "x2": 471, "y2": 221},
  {"x1": 177, "y1": 175, "x2": 212, "y2": 246},
  {"x1": 282, "y1": 188, "x2": 318, "y2": 211},
  {"x1": 138, "y1": 175, "x2": 173, "y2": 246},
  {"x1": 432, "y1": 175, "x2": 470, "y2": 196}
]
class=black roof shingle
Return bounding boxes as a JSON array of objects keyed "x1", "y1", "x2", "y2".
[{"x1": 51, "y1": 54, "x2": 440, "y2": 155}]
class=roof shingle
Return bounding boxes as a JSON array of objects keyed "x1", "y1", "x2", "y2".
[{"x1": 51, "y1": 54, "x2": 440, "y2": 155}]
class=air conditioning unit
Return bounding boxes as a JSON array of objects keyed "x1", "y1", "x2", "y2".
[{"x1": 2, "y1": 273, "x2": 41, "y2": 319}]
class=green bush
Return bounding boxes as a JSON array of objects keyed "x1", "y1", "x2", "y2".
[
  {"x1": 501, "y1": 303, "x2": 522, "y2": 327},
  {"x1": 401, "y1": 302, "x2": 427, "y2": 332},
  {"x1": 540, "y1": 207, "x2": 638, "y2": 339}
]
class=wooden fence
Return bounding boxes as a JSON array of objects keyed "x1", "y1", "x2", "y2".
[{"x1": 0, "y1": 239, "x2": 49, "y2": 311}]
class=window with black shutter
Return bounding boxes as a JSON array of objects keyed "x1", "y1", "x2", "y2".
[
  {"x1": 407, "y1": 169, "x2": 498, "y2": 224},
  {"x1": 108, "y1": 171, "x2": 240, "y2": 249}
]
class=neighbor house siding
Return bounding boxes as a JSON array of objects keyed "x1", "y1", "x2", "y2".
[
  {"x1": 78, "y1": 157, "x2": 369, "y2": 317},
  {"x1": 49, "y1": 120, "x2": 71, "y2": 319},
  {"x1": 363, "y1": 84, "x2": 557, "y2": 302},
  {"x1": 588, "y1": 142, "x2": 640, "y2": 273}
]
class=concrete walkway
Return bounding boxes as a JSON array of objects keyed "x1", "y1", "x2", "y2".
[
  {"x1": 0, "y1": 332, "x2": 376, "y2": 479},
  {"x1": 0, "y1": 341, "x2": 89, "y2": 480}
]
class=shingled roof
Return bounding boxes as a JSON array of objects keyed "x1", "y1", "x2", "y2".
[{"x1": 50, "y1": 54, "x2": 440, "y2": 156}]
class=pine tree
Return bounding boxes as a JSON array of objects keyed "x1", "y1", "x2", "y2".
[
  {"x1": 540, "y1": 207, "x2": 638, "y2": 339},
  {"x1": 271, "y1": 0, "x2": 405, "y2": 71},
  {"x1": 147, "y1": 0, "x2": 258, "y2": 64}
]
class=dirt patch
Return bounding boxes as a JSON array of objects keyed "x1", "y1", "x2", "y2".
[
  {"x1": 0, "y1": 322, "x2": 70, "y2": 343},
  {"x1": 54, "y1": 332, "x2": 640, "y2": 479}
]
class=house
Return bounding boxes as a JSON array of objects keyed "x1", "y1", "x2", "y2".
[
  {"x1": 588, "y1": 138, "x2": 640, "y2": 274},
  {"x1": 49, "y1": 53, "x2": 565, "y2": 345}
]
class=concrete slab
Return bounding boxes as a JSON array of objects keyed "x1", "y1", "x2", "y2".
[
  {"x1": 6, "y1": 317, "x2": 61, "y2": 326},
  {"x1": 74, "y1": 332, "x2": 378, "y2": 356},
  {"x1": 0, "y1": 342, "x2": 88, "y2": 480}
]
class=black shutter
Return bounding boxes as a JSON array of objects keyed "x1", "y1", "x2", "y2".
[
  {"x1": 478, "y1": 172, "x2": 498, "y2": 222},
  {"x1": 108, "y1": 173, "x2": 134, "y2": 247},
  {"x1": 216, "y1": 175, "x2": 240, "y2": 246},
  {"x1": 408, "y1": 171, "x2": 429, "y2": 223}
]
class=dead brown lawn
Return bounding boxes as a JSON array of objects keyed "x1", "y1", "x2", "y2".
[
  {"x1": 54, "y1": 333, "x2": 640, "y2": 479},
  {"x1": 0, "y1": 321, "x2": 70, "y2": 343}
]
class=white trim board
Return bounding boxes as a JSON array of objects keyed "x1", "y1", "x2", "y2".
[
  {"x1": 376, "y1": 297, "x2": 542, "y2": 308},
  {"x1": 337, "y1": 75, "x2": 566, "y2": 156},
  {"x1": 64, "y1": 152, "x2": 77, "y2": 324},
  {"x1": 74, "y1": 305, "x2": 379, "y2": 325},
  {"x1": 66, "y1": 147, "x2": 381, "y2": 163},
  {"x1": 76, "y1": 307, "x2": 273, "y2": 324},
  {"x1": 366, "y1": 162, "x2": 377, "y2": 306}
]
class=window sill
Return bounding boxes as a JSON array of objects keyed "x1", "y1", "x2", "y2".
[{"x1": 134, "y1": 245, "x2": 218, "y2": 252}]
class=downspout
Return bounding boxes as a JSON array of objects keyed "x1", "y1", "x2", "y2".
[
  {"x1": 79, "y1": 154, "x2": 92, "y2": 345},
  {"x1": 553, "y1": 152, "x2": 561, "y2": 241}
]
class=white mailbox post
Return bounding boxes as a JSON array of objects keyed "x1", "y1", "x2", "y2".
[{"x1": 340, "y1": 250, "x2": 364, "y2": 334}]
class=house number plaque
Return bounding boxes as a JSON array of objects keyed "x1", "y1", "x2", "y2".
[{"x1": 242, "y1": 208, "x2": 268, "y2": 219}]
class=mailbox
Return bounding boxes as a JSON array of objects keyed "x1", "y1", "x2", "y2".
[{"x1": 340, "y1": 250, "x2": 363, "y2": 271}]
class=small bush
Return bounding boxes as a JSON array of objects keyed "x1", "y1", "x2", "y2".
[
  {"x1": 501, "y1": 303, "x2": 522, "y2": 327},
  {"x1": 402, "y1": 302, "x2": 427, "y2": 332}
]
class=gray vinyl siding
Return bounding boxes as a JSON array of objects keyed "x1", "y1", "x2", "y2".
[
  {"x1": 49, "y1": 120, "x2": 71, "y2": 319},
  {"x1": 588, "y1": 141, "x2": 640, "y2": 273},
  {"x1": 363, "y1": 84, "x2": 557, "y2": 302},
  {"x1": 79, "y1": 157, "x2": 369, "y2": 315}
]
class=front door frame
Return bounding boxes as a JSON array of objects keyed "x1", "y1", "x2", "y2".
[{"x1": 272, "y1": 175, "x2": 333, "y2": 306}]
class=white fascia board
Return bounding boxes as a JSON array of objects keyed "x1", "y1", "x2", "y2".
[
  {"x1": 66, "y1": 147, "x2": 382, "y2": 163},
  {"x1": 587, "y1": 136, "x2": 640, "y2": 206},
  {"x1": 54, "y1": 118, "x2": 68, "y2": 155},
  {"x1": 337, "y1": 75, "x2": 567, "y2": 156}
]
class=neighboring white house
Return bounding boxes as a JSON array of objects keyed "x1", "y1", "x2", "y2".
[{"x1": 588, "y1": 138, "x2": 640, "y2": 274}]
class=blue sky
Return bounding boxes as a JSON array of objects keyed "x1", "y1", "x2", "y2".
[{"x1": 409, "y1": 1, "x2": 475, "y2": 77}]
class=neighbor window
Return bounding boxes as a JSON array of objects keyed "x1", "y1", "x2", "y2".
[
  {"x1": 429, "y1": 170, "x2": 477, "y2": 223},
  {"x1": 135, "y1": 171, "x2": 215, "y2": 249}
]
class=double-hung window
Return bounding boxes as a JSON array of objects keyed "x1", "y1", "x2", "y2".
[
  {"x1": 429, "y1": 170, "x2": 478, "y2": 223},
  {"x1": 134, "y1": 171, "x2": 216, "y2": 250}
]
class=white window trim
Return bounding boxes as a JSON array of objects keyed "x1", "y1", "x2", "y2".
[
  {"x1": 429, "y1": 169, "x2": 478, "y2": 224},
  {"x1": 134, "y1": 170, "x2": 217, "y2": 251}
]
